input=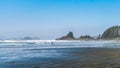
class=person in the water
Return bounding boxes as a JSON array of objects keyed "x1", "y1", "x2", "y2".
[{"x1": 51, "y1": 42, "x2": 54, "y2": 45}]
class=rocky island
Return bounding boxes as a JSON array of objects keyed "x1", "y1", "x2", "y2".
[
  {"x1": 56, "y1": 32, "x2": 76, "y2": 40},
  {"x1": 101, "y1": 26, "x2": 120, "y2": 40},
  {"x1": 77, "y1": 35, "x2": 95, "y2": 40},
  {"x1": 56, "y1": 32, "x2": 94, "y2": 40},
  {"x1": 57, "y1": 25, "x2": 120, "y2": 40}
]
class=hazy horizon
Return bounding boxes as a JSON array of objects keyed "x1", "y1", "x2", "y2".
[{"x1": 0, "y1": 0, "x2": 120, "y2": 39}]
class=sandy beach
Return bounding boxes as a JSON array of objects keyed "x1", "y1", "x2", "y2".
[{"x1": 0, "y1": 47, "x2": 119, "y2": 68}]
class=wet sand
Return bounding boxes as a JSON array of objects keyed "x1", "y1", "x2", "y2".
[{"x1": 1, "y1": 48, "x2": 120, "y2": 68}]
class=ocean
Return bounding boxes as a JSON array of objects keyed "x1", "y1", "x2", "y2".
[{"x1": 0, "y1": 40, "x2": 120, "y2": 68}]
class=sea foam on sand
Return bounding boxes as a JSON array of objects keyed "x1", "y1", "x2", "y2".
[{"x1": 0, "y1": 40, "x2": 120, "y2": 48}]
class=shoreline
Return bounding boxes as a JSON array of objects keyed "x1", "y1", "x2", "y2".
[
  {"x1": 0, "y1": 39, "x2": 120, "y2": 43},
  {"x1": 1, "y1": 47, "x2": 120, "y2": 68}
]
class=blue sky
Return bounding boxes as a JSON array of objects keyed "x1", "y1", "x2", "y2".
[{"x1": 0, "y1": 0, "x2": 120, "y2": 39}]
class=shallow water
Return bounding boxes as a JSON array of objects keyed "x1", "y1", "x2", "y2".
[{"x1": 0, "y1": 41, "x2": 120, "y2": 68}]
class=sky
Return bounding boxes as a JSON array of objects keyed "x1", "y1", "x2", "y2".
[{"x1": 0, "y1": 0, "x2": 120, "y2": 39}]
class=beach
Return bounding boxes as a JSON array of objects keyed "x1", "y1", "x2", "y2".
[
  {"x1": 0, "y1": 41, "x2": 120, "y2": 68},
  {"x1": 1, "y1": 0, "x2": 120, "y2": 68},
  {"x1": 0, "y1": 46, "x2": 120, "y2": 68}
]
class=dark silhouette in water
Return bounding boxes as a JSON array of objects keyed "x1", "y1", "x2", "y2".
[
  {"x1": 56, "y1": 32, "x2": 75, "y2": 40},
  {"x1": 51, "y1": 42, "x2": 54, "y2": 45}
]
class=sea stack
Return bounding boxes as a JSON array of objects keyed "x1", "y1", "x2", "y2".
[
  {"x1": 77, "y1": 35, "x2": 95, "y2": 40},
  {"x1": 101, "y1": 26, "x2": 120, "y2": 40},
  {"x1": 56, "y1": 32, "x2": 75, "y2": 40}
]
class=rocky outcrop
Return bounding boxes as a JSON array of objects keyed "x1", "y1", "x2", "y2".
[
  {"x1": 56, "y1": 32, "x2": 95, "y2": 40},
  {"x1": 77, "y1": 35, "x2": 95, "y2": 40},
  {"x1": 101, "y1": 26, "x2": 120, "y2": 39},
  {"x1": 23, "y1": 37, "x2": 32, "y2": 40},
  {"x1": 22, "y1": 36, "x2": 40, "y2": 40},
  {"x1": 56, "y1": 32, "x2": 75, "y2": 40},
  {"x1": 56, "y1": 25, "x2": 120, "y2": 40}
]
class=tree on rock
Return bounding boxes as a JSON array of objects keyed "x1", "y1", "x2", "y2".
[{"x1": 102, "y1": 26, "x2": 120, "y2": 39}]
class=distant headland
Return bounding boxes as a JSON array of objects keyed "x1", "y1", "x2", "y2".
[{"x1": 56, "y1": 25, "x2": 120, "y2": 40}]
